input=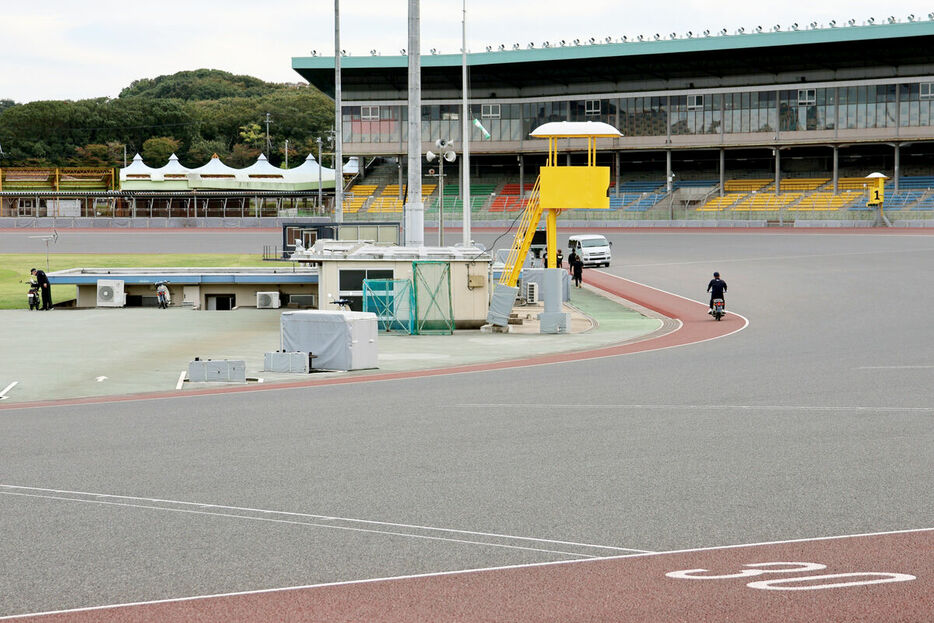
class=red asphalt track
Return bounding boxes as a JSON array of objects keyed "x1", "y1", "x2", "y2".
[
  {"x1": 5, "y1": 529, "x2": 930, "y2": 622},
  {"x1": 0, "y1": 271, "x2": 744, "y2": 411}
]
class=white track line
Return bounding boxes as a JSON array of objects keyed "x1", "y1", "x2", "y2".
[
  {"x1": 0, "y1": 484, "x2": 648, "y2": 554},
  {"x1": 2, "y1": 526, "x2": 930, "y2": 621},
  {"x1": 456, "y1": 403, "x2": 934, "y2": 413},
  {"x1": 857, "y1": 365, "x2": 934, "y2": 370},
  {"x1": 0, "y1": 381, "x2": 17, "y2": 400},
  {"x1": 175, "y1": 371, "x2": 186, "y2": 390}
]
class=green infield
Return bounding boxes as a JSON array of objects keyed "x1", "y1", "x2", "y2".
[{"x1": 0, "y1": 254, "x2": 267, "y2": 310}]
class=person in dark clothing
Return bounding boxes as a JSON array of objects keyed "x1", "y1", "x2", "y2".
[
  {"x1": 31, "y1": 268, "x2": 52, "y2": 310},
  {"x1": 556, "y1": 248, "x2": 563, "y2": 268},
  {"x1": 570, "y1": 253, "x2": 584, "y2": 288},
  {"x1": 707, "y1": 271, "x2": 727, "y2": 313}
]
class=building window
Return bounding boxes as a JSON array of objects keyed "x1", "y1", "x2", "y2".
[
  {"x1": 921, "y1": 83, "x2": 934, "y2": 99},
  {"x1": 338, "y1": 268, "x2": 394, "y2": 311},
  {"x1": 481, "y1": 104, "x2": 501, "y2": 118},
  {"x1": 687, "y1": 94, "x2": 704, "y2": 110},
  {"x1": 797, "y1": 89, "x2": 816, "y2": 105},
  {"x1": 585, "y1": 100, "x2": 601, "y2": 116},
  {"x1": 361, "y1": 106, "x2": 380, "y2": 120}
]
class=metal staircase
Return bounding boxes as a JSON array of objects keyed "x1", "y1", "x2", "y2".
[{"x1": 498, "y1": 176, "x2": 543, "y2": 287}]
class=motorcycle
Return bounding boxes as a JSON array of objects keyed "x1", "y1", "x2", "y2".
[
  {"x1": 711, "y1": 298, "x2": 726, "y2": 321},
  {"x1": 27, "y1": 280, "x2": 40, "y2": 310}
]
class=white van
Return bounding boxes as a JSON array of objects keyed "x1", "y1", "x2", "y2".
[{"x1": 568, "y1": 234, "x2": 612, "y2": 267}]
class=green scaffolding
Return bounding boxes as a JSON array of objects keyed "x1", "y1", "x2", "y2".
[
  {"x1": 362, "y1": 278, "x2": 415, "y2": 334},
  {"x1": 412, "y1": 260, "x2": 455, "y2": 335}
]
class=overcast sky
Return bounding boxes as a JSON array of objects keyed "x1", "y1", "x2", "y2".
[{"x1": 2, "y1": 1, "x2": 928, "y2": 103}]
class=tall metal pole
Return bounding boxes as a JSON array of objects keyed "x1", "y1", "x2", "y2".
[
  {"x1": 460, "y1": 0, "x2": 471, "y2": 245},
  {"x1": 404, "y1": 0, "x2": 424, "y2": 246},
  {"x1": 334, "y1": 0, "x2": 344, "y2": 223},
  {"x1": 316, "y1": 137, "x2": 323, "y2": 209},
  {"x1": 438, "y1": 156, "x2": 444, "y2": 246}
]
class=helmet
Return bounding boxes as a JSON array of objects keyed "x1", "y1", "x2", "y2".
[{"x1": 713, "y1": 271, "x2": 720, "y2": 278}]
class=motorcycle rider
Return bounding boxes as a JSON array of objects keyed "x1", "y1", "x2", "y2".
[{"x1": 707, "y1": 271, "x2": 727, "y2": 314}]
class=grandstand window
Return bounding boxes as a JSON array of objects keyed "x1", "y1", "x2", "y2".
[
  {"x1": 922, "y1": 83, "x2": 934, "y2": 99},
  {"x1": 585, "y1": 100, "x2": 601, "y2": 116},
  {"x1": 361, "y1": 106, "x2": 379, "y2": 120},
  {"x1": 482, "y1": 104, "x2": 501, "y2": 119},
  {"x1": 797, "y1": 89, "x2": 816, "y2": 105},
  {"x1": 687, "y1": 95, "x2": 703, "y2": 110}
]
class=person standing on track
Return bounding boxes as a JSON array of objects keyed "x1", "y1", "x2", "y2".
[
  {"x1": 707, "y1": 271, "x2": 727, "y2": 314},
  {"x1": 30, "y1": 267, "x2": 52, "y2": 310},
  {"x1": 570, "y1": 252, "x2": 584, "y2": 288}
]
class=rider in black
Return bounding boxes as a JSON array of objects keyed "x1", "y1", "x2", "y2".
[{"x1": 707, "y1": 271, "x2": 727, "y2": 313}]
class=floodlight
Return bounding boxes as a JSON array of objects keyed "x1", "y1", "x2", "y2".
[
  {"x1": 574, "y1": 38, "x2": 581, "y2": 45},
  {"x1": 736, "y1": 27, "x2": 744, "y2": 34},
  {"x1": 512, "y1": 43, "x2": 520, "y2": 49},
  {"x1": 654, "y1": 33, "x2": 661, "y2": 40},
  {"x1": 867, "y1": 17, "x2": 875, "y2": 24},
  {"x1": 773, "y1": 24, "x2": 781, "y2": 31},
  {"x1": 527, "y1": 42, "x2": 534, "y2": 48},
  {"x1": 430, "y1": 48, "x2": 438, "y2": 54},
  {"x1": 542, "y1": 41, "x2": 550, "y2": 48},
  {"x1": 370, "y1": 49, "x2": 378, "y2": 55},
  {"x1": 791, "y1": 23, "x2": 799, "y2": 30},
  {"x1": 848, "y1": 18, "x2": 857, "y2": 26},
  {"x1": 810, "y1": 21, "x2": 818, "y2": 29},
  {"x1": 908, "y1": 14, "x2": 916, "y2": 21},
  {"x1": 400, "y1": 48, "x2": 407, "y2": 55},
  {"x1": 719, "y1": 28, "x2": 727, "y2": 35},
  {"x1": 670, "y1": 32, "x2": 677, "y2": 39},
  {"x1": 828, "y1": 20, "x2": 836, "y2": 27},
  {"x1": 929, "y1": 12, "x2": 934, "y2": 19},
  {"x1": 340, "y1": 49, "x2": 348, "y2": 56},
  {"x1": 311, "y1": 50, "x2": 318, "y2": 56},
  {"x1": 498, "y1": 44, "x2": 506, "y2": 50},
  {"x1": 485, "y1": 45, "x2": 492, "y2": 52},
  {"x1": 887, "y1": 16, "x2": 896, "y2": 23},
  {"x1": 605, "y1": 36, "x2": 613, "y2": 43},
  {"x1": 560, "y1": 39, "x2": 567, "y2": 46},
  {"x1": 755, "y1": 25, "x2": 763, "y2": 33},
  {"x1": 621, "y1": 35, "x2": 628, "y2": 42},
  {"x1": 686, "y1": 31, "x2": 693, "y2": 38},
  {"x1": 589, "y1": 37, "x2": 596, "y2": 44},
  {"x1": 703, "y1": 29, "x2": 711, "y2": 36},
  {"x1": 637, "y1": 34, "x2": 645, "y2": 41}
]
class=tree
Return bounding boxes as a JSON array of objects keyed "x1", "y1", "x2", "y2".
[
  {"x1": 141, "y1": 137, "x2": 181, "y2": 166},
  {"x1": 238, "y1": 122, "x2": 265, "y2": 150},
  {"x1": 227, "y1": 143, "x2": 260, "y2": 167},
  {"x1": 71, "y1": 142, "x2": 124, "y2": 167}
]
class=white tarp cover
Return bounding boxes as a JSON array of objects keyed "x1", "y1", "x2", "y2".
[{"x1": 281, "y1": 310, "x2": 378, "y2": 371}]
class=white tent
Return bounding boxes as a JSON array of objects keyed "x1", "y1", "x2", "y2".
[
  {"x1": 243, "y1": 153, "x2": 285, "y2": 179},
  {"x1": 151, "y1": 153, "x2": 191, "y2": 181},
  {"x1": 284, "y1": 153, "x2": 336, "y2": 182},
  {"x1": 190, "y1": 153, "x2": 237, "y2": 177},
  {"x1": 119, "y1": 153, "x2": 157, "y2": 182}
]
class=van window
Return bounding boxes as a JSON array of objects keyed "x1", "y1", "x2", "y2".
[{"x1": 580, "y1": 238, "x2": 606, "y2": 248}]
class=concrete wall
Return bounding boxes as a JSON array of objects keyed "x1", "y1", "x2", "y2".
[{"x1": 75, "y1": 282, "x2": 319, "y2": 310}]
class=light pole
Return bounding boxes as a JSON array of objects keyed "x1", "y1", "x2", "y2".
[
  {"x1": 426, "y1": 139, "x2": 456, "y2": 245},
  {"x1": 667, "y1": 171, "x2": 676, "y2": 220},
  {"x1": 460, "y1": 0, "x2": 471, "y2": 245}
]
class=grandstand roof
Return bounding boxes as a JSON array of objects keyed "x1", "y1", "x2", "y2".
[{"x1": 293, "y1": 21, "x2": 934, "y2": 99}]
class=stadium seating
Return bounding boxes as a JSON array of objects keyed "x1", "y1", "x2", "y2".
[
  {"x1": 789, "y1": 191, "x2": 862, "y2": 211},
  {"x1": 724, "y1": 179, "x2": 772, "y2": 192},
  {"x1": 697, "y1": 193, "x2": 745, "y2": 211},
  {"x1": 732, "y1": 192, "x2": 801, "y2": 211},
  {"x1": 777, "y1": 178, "x2": 830, "y2": 191},
  {"x1": 343, "y1": 184, "x2": 378, "y2": 213}
]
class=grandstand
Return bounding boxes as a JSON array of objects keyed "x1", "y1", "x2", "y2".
[{"x1": 296, "y1": 21, "x2": 934, "y2": 224}]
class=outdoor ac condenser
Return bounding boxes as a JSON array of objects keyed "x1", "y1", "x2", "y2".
[
  {"x1": 256, "y1": 292, "x2": 281, "y2": 309},
  {"x1": 96, "y1": 279, "x2": 125, "y2": 307},
  {"x1": 525, "y1": 281, "x2": 539, "y2": 304}
]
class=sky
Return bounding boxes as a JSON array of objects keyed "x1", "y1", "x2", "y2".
[{"x1": 2, "y1": 1, "x2": 930, "y2": 103}]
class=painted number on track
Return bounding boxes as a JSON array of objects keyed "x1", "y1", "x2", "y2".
[{"x1": 666, "y1": 562, "x2": 915, "y2": 591}]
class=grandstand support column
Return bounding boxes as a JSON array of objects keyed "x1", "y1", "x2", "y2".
[
  {"x1": 719, "y1": 149, "x2": 725, "y2": 198},
  {"x1": 334, "y1": 0, "x2": 343, "y2": 223},
  {"x1": 397, "y1": 157, "x2": 404, "y2": 200},
  {"x1": 665, "y1": 150, "x2": 673, "y2": 220},
  {"x1": 893, "y1": 144, "x2": 901, "y2": 193},
  {"x1": 519, "y1": 155, "x2": 525, "y2": 199},
  {"x1": 775, "y1": 148, "x2": 783, "y2": 226},
  {"x1": 832, "y1": 146, "x2": 839, "y2": 193},
  {"x1": 404, "y1": 0, "x2": 424, "y2": 247},
  {"x1": 461, "y1": 0, "x2": 471, "y2": 246}
]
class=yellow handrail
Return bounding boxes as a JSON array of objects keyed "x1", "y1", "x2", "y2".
[{"x1": 499, "y1": 176, "x2": 543, "y2": 287}]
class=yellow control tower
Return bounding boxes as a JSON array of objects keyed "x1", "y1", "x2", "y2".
[{"x1": 487, "y1": 121, "x2": 622, "y2": 329}]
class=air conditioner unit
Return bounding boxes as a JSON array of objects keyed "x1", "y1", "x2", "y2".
[
  {"x1": 525, "y1": 281, "x2": 539, "y2": 304},
  {"x1": 96, "y1": 279, "x2": 125, "y2": 307},
  {"x1": 256, "y1": 291, "x2": 281, "y2": 309}
]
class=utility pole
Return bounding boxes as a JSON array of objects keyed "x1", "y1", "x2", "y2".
[
  {"x1": 316, "y1": 136, "x2": 324, "y2": 209},
  {"x1": 264, "y1": 112, "x2": 273, "y2": 156},
  {"x1": 284, "y1": 139, "x2": 289, "y2": 168}
]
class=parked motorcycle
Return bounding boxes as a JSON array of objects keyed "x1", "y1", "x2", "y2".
[{"x1": 27, "y1": 280, "x2": 40, "y2": 310}]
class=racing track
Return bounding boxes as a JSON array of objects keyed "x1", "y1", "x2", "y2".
[{"x1": 1, "y1": 230, "x2": 932, "y2": 621}]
